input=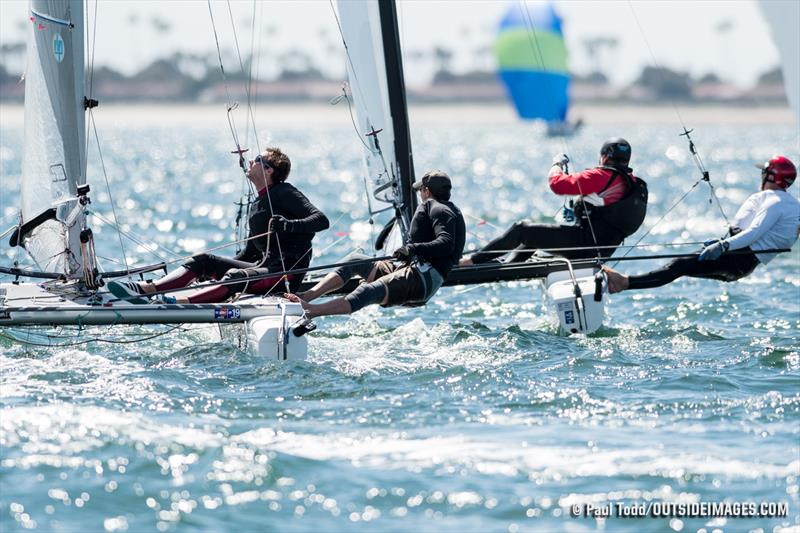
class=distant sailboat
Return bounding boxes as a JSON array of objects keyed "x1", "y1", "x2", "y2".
[{"x1": 494, "y1": 1, "x2": 582, "y2": 137}]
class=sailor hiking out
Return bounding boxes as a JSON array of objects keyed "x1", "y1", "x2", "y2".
[
  {"x1": 108, "y1": 147, "x2": 329, "y2": 304},
  {"x1": 286, "y1": 171, "x2": 466, "y2": 318},
  {"x1": 461, "y1": 137, "x2": 647, "y2": 265},
  {"x1": 605, "y1": 156, "x2": 800, "y2": 292}
]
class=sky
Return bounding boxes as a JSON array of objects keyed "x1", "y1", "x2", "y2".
[{"x1": 0, "y1": 0, "x2": 785, "y2": 88}]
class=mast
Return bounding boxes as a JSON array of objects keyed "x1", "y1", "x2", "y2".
[{"x1": 377, "y1": 0, "x2": 417, "y2": 221}]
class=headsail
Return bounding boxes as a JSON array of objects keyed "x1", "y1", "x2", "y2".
[
  {"x1": 757, "y1": 0, "x2": 800, "y2": 124},
  {"x1": 335, "y1": 0, "x2": 416, "y2": 244},
  {"x1": 494, "y1": 1, "x2": 570, "y2": 124},
  {"x1": 19, "y1": 0, "x2": 86, "y2": 275}
]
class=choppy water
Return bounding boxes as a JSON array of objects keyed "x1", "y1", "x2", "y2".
[{"x1": 1, "y1": 108, "x2": 799, "y2": 532}]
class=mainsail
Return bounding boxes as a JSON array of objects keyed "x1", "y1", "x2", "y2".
[
  {"x1": 18, "y1": 0, "x2": 86, "y2": 275},
  {"x1": 494, "y1": 1, "x2": 570, "y2": 124},
  {"x1": 335, "y1": 0, "x2": 416, "y2": 244},
  {"x1": 757, "y1": 0, "x2": 800, "y2": 125}
]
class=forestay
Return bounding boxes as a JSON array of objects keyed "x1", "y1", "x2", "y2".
[{"x1": 19, "y1": 0, "x2": 86, "y2": 275}]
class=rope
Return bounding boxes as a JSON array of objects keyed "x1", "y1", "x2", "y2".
[
  {"x1": 0, "y1": 324, "x2": 185, "y2": 347},
  {"x1": 108, "y1": 255, "x2": 393, "y2": 302},
  {"x1": 610, "y1": 178, "x2": 704, "y2": 266},
  {"x1": 518, "y1": 2, "x2": 601, "y2": 259},
  {"x1": 88, "y1": 112, "x2": 130, "y2": 273},
  {"x1": 626, "y1": 1, "x2": 731, "y2": 225}
]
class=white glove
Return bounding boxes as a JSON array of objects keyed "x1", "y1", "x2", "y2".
[{"x1": 552, "y1": 153, "x2": 570, "y2": 168}]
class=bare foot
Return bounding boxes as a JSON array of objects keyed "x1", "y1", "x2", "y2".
[
  {"x1": 603, "y1": 266, "x2": 629, "y2": 294},
  {"x1": 459, "y1": 257, "x2": 474, "y2": 266},
  {"x1": 296, "y1": 290, "x2": 316, "y2": 302},
  {"x1": 283, "y1": 293, "x2": 310, "y2": 310}
]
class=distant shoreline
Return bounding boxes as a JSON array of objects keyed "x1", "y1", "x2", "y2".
[{"x1": 0, "y1": 102, "x2": 795, "y2": 127}]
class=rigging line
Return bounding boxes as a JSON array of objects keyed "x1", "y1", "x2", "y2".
[
  {"x1": 83, "y1": 113, "x2": 127, "y2": 274},
  {"x1": 225, "y1": 0, "x2": 261, "y2": 153},
  {"x1": 214, "y1": 2, "x2": 288, "y2": 288},
  {"x1": 327, "y1": 1, "x2": 402, "y2": 230},
  {"x1": 207, "y1": 1, "x2": 235, "y2": 125},
  {"x1": 232, "y1": 210, "x2": 349, "y2": 300},
  {"x1": 609, "y1": 178, "x2": 703, "y2": 267},
  {"x1": 518, "y1": 1, "x2": 572, "y2": 157},
  {"x1": 257, "y1": 213, "x2": 352, "y2": 298},
  {"x1": 459, "y1": 239, "x2": 713, "y2": 256},
  {"x1": 0, "y1": 324, "x2": 185, "y2": 347},
  {"x1": 83, "y1": 0, "x2": 98, "y2": 170},
  {"x1": 88, "y1": 211, "x2": 180, "y2": 260},
  {"x1": 328, "y1": 1, "x2": 373, "y2": 131},
  {"x1": 519, "y1": 2, "x2": 601, "y2": 258},
  {"x1": 625, "y1": 2, "x2": 688, "y2": 130},
  {"x1": 244, "y1": 0, "x2": 257, "y2": 148},
  {"x1": 111, "y1": 255, "x2": 393, "y2": 302},
  {"x1": 626, "y1": 1, "x2": 731, "y2": 224},
  {"x1": 340, "y1": 88, "x2": 375, "y2": 153}
]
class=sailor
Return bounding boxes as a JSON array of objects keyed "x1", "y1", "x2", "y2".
[
  {"x1": 604, "y1": 156, "x2": 800, "y2": 293},
  {"x1": 460, "y1": 137, "x2": 647, "y2": 265},
  {"x1": 285, "y1": 170, "x2": 466, "y2": 318},
  {"x1": 108, "y1": 147, "x2": 329, "y2": 303}
]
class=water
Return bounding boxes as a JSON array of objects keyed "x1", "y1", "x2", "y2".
[{"x1": 1, "y1": 107, "x2": 799, "y2": 532}]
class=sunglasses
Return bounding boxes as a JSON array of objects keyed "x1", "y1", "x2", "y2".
[{"x1": 254, "y1": 155, "x2": 272, "y2": 169}]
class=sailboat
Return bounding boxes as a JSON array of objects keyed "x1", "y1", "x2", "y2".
[
  {"x1": 0, "y1": 0, "x2": 307, "y2": 360},
  {"x1": 298, "y1": 0, "x2": 608, "y2": 335},
  {"x1": 494, "y1": 1, "x2": 583, "y2": 137}
]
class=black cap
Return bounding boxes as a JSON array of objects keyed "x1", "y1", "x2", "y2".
[
  {"x1": 600, "y1": 137, "x2": 632, "y2": 165},
  {"x1": 412, "y1": 170, "x2": 452, "y2": 196}
]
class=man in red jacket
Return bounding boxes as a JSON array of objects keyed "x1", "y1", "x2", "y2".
[{"x1": 460, "y1": 137, "x2": 647, "y2": 265}]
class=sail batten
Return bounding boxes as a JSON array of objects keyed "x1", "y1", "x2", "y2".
[{"x1": 21, "y1": 0, "x2": 85, "y2": 274}]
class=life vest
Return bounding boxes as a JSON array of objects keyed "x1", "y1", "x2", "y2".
[{"x1": 574, "y1": 166, "x2": 648, "y2": 240}]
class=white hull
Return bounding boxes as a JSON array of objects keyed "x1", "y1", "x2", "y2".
[
  {"x1": 543, "y1": 267, "x2": 607, "y2": 334},
  {"x1": 0, "y1": 282, "x2": 308, "y2": 360}
]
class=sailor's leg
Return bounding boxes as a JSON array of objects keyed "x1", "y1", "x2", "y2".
[
  {"x1": 144, "y1": 266, "x2": 196, "y2": 294},
  {"x1": 300, "y1": 252, "x2": 375, "y2": 301},
  {"x1": 465, "y1": 220, "x2": 532, "y2": 264},
  {"x1": 683, "y1": 252, "x2": 759, "y2": 282},
  {"x1": 180, "y1": 267, "x2": 266, "y2": 304},
  {"x1": 286, "y1": 279, "x2": 388, "y2": 319},
  {"x1": 145, "y1": 254, "x2": 255, "y2": 295},
  {"x1": 624, "y1": 257, "x2": 700, "y2": 290}
]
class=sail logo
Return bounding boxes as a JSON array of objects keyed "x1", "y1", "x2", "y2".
[{"x1": 53, "y1": 34, "x2": 65, "y2": 63}]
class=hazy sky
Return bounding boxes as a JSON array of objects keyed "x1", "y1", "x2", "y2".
[{"x1": 0, "y1": 0, "x2": 785, "y2": 87}]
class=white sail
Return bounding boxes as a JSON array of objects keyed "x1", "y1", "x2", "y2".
[
  {"x1": 335, "y1": 0, "x2": 413, "y2": 236},
  {"x1": 21, "y1": 0, "x2": 86, "y2": 274},
  {"x1": 758, "y1": 0, "x2": 800, "y2": 125}
]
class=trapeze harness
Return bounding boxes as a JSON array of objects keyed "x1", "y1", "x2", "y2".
[{"x1": 574, "y1": 166, "x2": 649, "y2": 244}]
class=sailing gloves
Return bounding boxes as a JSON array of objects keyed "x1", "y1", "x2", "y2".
[
  {"x1": 699, "y1": 239, "x2": 729, "y2": 261},
  {"x1": 552, "y1": 153, "x2": 570, "y2": 169},
  {"x1": 270, "y1": 215, "x2": 296, "y2": 233},
  {"x1": 393, "y1": 245, "x2": 415, "y2": 261}
]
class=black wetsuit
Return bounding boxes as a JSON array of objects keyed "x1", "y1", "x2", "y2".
[
  {"x1": 185, "y1": 182, "x2": 329, "y2": 296},
  {"x1": 333, "y1": 198, "x2": 466, "y2": 311},
  {"x1": 627, "y1": 249, "x2": 760, "y2": 290},
  {"x1": 471, "y1": 167, "x2": 646, "y2": 263},
  {"x1": 407, "y1": 198, "x2": 467, "y2": 277}
]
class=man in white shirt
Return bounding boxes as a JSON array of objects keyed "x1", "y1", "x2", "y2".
[{"x1": 604, "y1": 156, "x2": 799, "y2": 292}]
